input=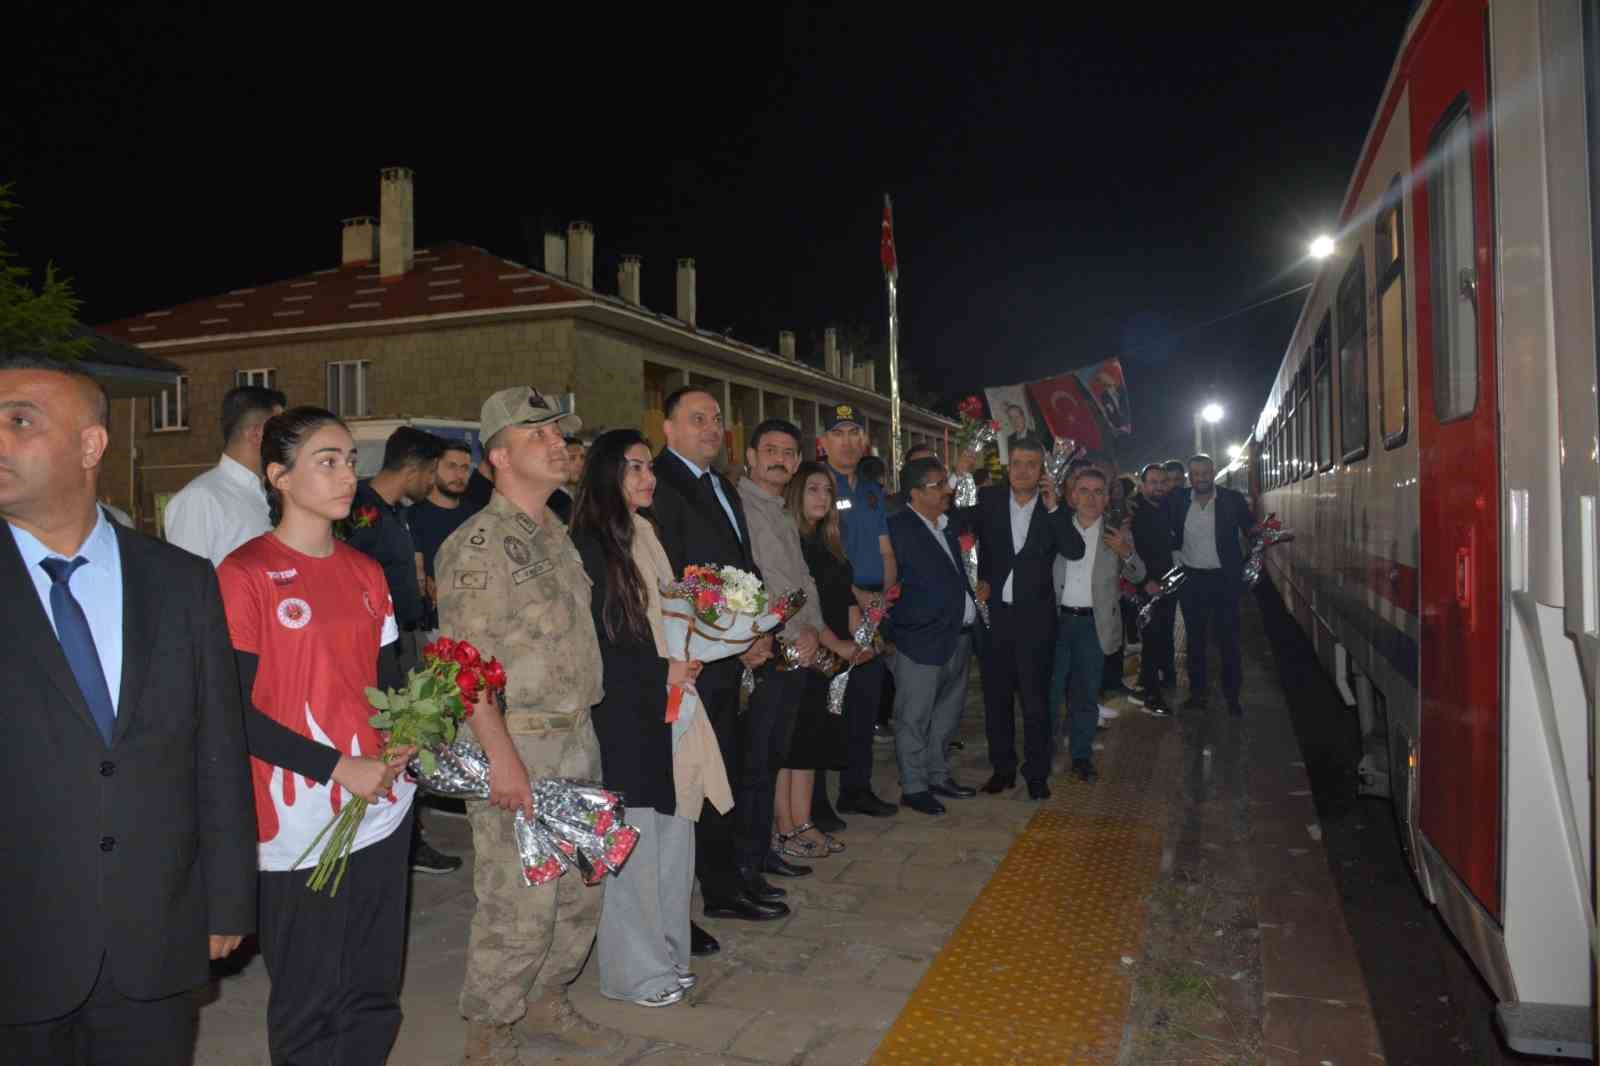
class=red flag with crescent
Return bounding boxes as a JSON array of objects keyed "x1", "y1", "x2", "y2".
[
  {"x1": 1025, "y1": 374, "x2": 1104, "y2": 452},
  {"x1": 880, "y1": 195, "x2": 898, "y2": 279}
]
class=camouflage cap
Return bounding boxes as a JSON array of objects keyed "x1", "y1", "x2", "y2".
[{"x1": 480, "y1": 386, "x2": 581, "y2": 444}]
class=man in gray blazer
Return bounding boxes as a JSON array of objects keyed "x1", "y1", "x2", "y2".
[{"x1": 1050, "y1": 468, "x2": 1145, "y2": 785}]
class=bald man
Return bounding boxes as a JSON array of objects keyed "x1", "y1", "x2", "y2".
[{"x1": 0, "y1": 355, "x2": 256, "y2": 1064}]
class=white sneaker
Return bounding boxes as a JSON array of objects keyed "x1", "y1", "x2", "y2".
[
  {"x1": 1097, "y1": 704, "x2": 1120, "y2": 722},
  {"x1": 675, "y1": 972, "x2": 697, "y2": 990},
  {"x1": 631, "y1": 986, "x2": 685, "y2": 1008}
]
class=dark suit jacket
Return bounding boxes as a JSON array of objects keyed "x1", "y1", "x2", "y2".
[
  {"x1": 573, "y1": 528, "x2": 674, "y2": 816},
  {"x1": 0, "y1": 518, "x2": 256, "y2": 1025},
  {"x1": 1166, "y1": 486, "x2": 1254, "y2": 581},
  {"x1": 952, "y1": 485, "x2": 1086, "y2": 634},
  {"x1": 646, "y1": 449, "x2": 757, "y2": 693},
  {"x1": 885, "y1": 507, "x2": 986, "y2": 666},
  {"x1": 1130, "y1": 494, "x2": 1175, "y2": 579}
]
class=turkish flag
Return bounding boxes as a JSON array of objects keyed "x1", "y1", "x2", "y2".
[
  {"x1": 880, "y1": 195, "x2": 898, "y2": 279},
  {"x1": 1025, "y1": 374, "x2": 1104, "y2": 453}
]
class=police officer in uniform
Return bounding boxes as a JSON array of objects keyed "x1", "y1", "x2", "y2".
[{"x1": 436, "y1": 387, "x2": 617, "y2": 1065}]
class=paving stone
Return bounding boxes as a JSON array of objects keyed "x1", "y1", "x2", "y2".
[
  {"x1": 726, "y1": 933, "x2": 828, "y2": 974},
  {"x1": 568, "y1": 982, "x2": 756, "y2": 1053},
  {"x1": 801, "y1": 942, "x2": 891, "y2": 985},
  {"x1": 799, "y1": 1026, "x2": 884, "y2": 1066},
  {"x1": 833, "y1": 860, "x2": 904, "y2": 888},
  {"x1": 704, "y1": 974, "x2": 909, "y2": 1032},
  {"x1": 870, "y1": 954, "x2": 933, "y2": 992},
  {"x1": 726, "y1": 1015, "x2": 826, "y2": 1063}
]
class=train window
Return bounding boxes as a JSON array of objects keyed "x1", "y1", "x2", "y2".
[
  {"x1": 1297, "y1": 364, "x2": 1312, "y2": 479},
  {"x1": 1428, "y1": 103, "x2": 1478, "y2": 421},
  {"x1": 1337, "y1": 255, "x2": 1369, "y2": 462},
  {"x1": 1285, "y1": 385, "x2": 1298, "y2": 481},
  {"x1": 1314, "y1": 314, "x2": 1333, "y2": 470},
  {"x1": 1376, "y1": 182, "x2": 1408, "y2": 447}
]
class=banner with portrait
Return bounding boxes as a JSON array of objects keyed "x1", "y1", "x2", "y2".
[{"x1": 983, "y1": 384, "x2": 1039, "y2": 465}]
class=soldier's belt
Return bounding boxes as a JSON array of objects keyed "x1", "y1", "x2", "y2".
[{"x1": 505, "y1": 711, "x2": 589, "y2": 736}]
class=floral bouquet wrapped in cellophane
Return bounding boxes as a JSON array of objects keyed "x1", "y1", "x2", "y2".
[{"x1": 659, "y1": 565, "x2": 805, "y2": 711}]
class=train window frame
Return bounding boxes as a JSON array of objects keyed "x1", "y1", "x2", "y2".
[
  {"x1": 1285, "y1": 379, "x2": 1299, "y2": 481},
  {"x1": 1313, "y1": 313, "x2": 1334, "y2": 472},
  {"x1": 1427, "y1": 95, "x2": 1480, "y2": 424},
  {"x1": 1376, "y1": 178, "x2": 1409, "y2": 449},
  {"x1": 1337, "y1": 252, "x2": 1370, "y2": 464},
  {"x1": 1297, "y1": 362, "x2": 1312, "y2": 480}
]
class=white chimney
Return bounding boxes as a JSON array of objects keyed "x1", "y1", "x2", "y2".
[
  {"x1": 544, "y1": 232, "x2": 568, "y2": 278},
  {"x1": 778, "y1": 330, "x2": 796, "y2": 359},
  {"x1": 676, "y1": 259, "x2": 697, "y2": 325},
  {"x1": 379, "y1": 166, "x2": 414, "y2": 279},
  {"x1": 823, "y1": 328, "x2": 840, "y2": 376},
  {"x1": 618, "y1": 255, "x2": 642, "y2": 305},
  {"x1": 566, "y1": 221, "x2": 594, "y2": 288},
  {"x1": 863, "y1": 362, "x2": 877, "y2": 391},
  {"x1": 842, "y1": 349, "x2": 855, "y2": 383},
  {"x1": 341, "y1": 216, "x2": 377, "y2": 265}
]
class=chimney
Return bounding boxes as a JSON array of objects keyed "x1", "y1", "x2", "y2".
[
  {"x1": 778, "y1": 330, "x2": 796, "y2": 360},
  {"x1": 618, "y1": 255, "x2": 642, "y2": 305},
  {"x1": 544, "y1": 232, "x2": 568, "y2": 278},
  {"x1": 676, "y1": 259, "x2": 697, "y2": 325},
  {"x1": 841, "y1": 348, "x2": 855, "y2": 384},
  {"x1": 823, "y1": 328, "x2": 840, "y2": 376},
  {"x1": 378, "y1": 166, "x2": 414, "y2": 279},
  {"x1": 566, "y1": 221, "x2": 594, "y2": 288},
  {"x1": 341, "y1": 216, "x2": 377, "y2": 265},
  {"x1": 863, "y1": 362, "x2": 877, "y2": 391}
]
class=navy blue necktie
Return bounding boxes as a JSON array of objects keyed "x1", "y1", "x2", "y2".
[{"x1": 40, "y1": 556, "x2": 116, "y2": 745}]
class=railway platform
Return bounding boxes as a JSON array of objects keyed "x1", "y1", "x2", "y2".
[{"x1": 192, "y1": 593, "x2": 1385, "y2": 1065}]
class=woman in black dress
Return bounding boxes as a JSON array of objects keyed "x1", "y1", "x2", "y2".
[{"x1": 774, "y1": 462, "x2": 876, "y2": 860}]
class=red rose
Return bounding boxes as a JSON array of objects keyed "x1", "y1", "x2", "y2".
[
  {"x1": 884, "y1": 585, "x2": 902, "y2": 604},
  {"x1": 958, "y1": 532, "x2": 976, "y2": 555},
  {"x1": 425, "y1": 636, "x2": 456, "y2": 662},
  {"x1": 593, "y1": 809, "x2": 614, "y2": 833},
  {"x1": 456, "y1": 669, "x2": 481, "y2": 705},
  {"x1": 695, "y1": 589, "x2": 720, "y2": 611},
  {"x1": 604, "y1": 826, "x2": 640, "y2": 867},
  {"x1": 481, "y1": 659, "x2": 507, "y2": 691},
  {"x1": 452, "y1": 641, "x2": 481, "y2": 668},
  {"x1": 701, "y1": 571, "x2": 723, "y2": 586}
]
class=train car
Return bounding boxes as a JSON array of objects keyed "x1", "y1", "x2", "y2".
[{"x1": 1246, "y1": 0, "x2": 1600, "y2": 1056}]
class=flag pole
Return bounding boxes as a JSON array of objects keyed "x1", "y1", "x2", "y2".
[{"x1": 885, "y1": 194, "x2": 902, "y2": 491}]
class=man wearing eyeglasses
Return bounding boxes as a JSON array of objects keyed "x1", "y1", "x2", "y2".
[{"x1": 883, "y1": 455, "x2": 988, "y2": 815}]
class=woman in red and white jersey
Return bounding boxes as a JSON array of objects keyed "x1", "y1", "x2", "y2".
[{"x1": 216, "y1": 406, "x2": 415, "y2": 1066}]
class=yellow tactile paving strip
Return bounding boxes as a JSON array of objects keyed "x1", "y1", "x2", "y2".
[{"x1": 870, "y1": 716, "x2": 1179, "y2": 1066}]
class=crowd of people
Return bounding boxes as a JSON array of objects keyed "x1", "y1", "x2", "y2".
[{"x1": 0, "y1": 355, "x2": 1253, "y2": 1065}]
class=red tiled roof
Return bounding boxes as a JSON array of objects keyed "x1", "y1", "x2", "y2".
[{"x1": 97, "y1": 242, "x2": 589, "y2": 346}]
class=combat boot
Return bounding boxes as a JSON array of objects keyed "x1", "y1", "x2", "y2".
[
  {"x1": 521, "y1": 986, "x2": 624, "y2": 1057},
  {"x1": 461, "y1": 1020, "x2": 520, "y2": 1066}
]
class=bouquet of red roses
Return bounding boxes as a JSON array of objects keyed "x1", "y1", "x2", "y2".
[{"x1": 294, "y1": 636, "x2": 505, "y2": 895}]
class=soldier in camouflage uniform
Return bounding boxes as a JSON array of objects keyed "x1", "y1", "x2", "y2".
[{"x1": 435, "y1": 386, "x2": 617, "y2": 1065}]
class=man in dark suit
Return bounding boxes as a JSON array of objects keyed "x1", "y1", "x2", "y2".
[
  {"x1": 1130, "y1": 462, "x2": 1177, "y2": 715},
  {"x1": 648, "y1": 386, "x2": 786, "y2": 934},
  {"x1": 0, "y1": 355, "x2": 256, "y2": 1064},
  {"x1": 952, "y1": 436, "x2": 1085, "y2": 796},
  {"x1": 885, "y1": 455, "x2": 988, "y2": 816},
  {"x1": 1166, "y1": 454, "x2": 1254, "y2": 716}
]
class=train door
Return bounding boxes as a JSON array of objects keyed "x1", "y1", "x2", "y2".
[{"x1": 1411, "y1": 0, "x2": 1503, "y2": 918}]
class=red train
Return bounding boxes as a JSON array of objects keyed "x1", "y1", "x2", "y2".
[{"x1": 1223, "y1": 0, "x2": 1600, "y2": 1056}]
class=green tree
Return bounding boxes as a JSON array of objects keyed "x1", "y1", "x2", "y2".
[{"x1": 0, "y1": 183, "x2": 91, "y2": 360}]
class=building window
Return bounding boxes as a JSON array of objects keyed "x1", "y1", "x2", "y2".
[
  {"x1": 1376, "y1": 182, "x2": 1408, "y2": 447},
  {"x1": 151, "y1": 375, "x2": 189, "y2": 432},
  {"x1": 1338, "y1": 254, "x2": 1369, "y2": 462},
  {"x1": 1428, "y1": 102, "x2": 1478, "y2": 422},
  {"x1": 1313, "y1": 314, "x2": 1333, "y2": 470},
  {"x1": 327, "y1": 360, "x2": 371, "y2": 417},
  {"x1": 236, "y1": 368, "x2": 277, "y2": 389}
]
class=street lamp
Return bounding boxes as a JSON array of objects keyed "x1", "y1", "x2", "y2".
[
  {"x1": 1194, "y1": 401, "x2": 1224, "y2": 454},
  {"x1": 1226, "y1": 443, "x2": 1243, "y2": 461},
  {"x1": 1202, "y1": 403, "x2": 1224, "y2": 424},
  {"x1": 1309, "y1": 235, "x2": 1336, "y2": 260}
]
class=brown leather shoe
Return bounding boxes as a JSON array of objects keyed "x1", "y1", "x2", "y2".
[{"x1": 461, "y1": 1020, "x2": 520, "y2": 1066}]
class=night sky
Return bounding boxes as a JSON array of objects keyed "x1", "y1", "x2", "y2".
[{"x1": 6, "y1": 2, "x2": 1413, "y2": 466}]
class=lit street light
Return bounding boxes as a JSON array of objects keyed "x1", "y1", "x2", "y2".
[
  {"x1": 1194, "y1": 401, "x2": 1225, "y2": 454},
  {"x1": 1226, "y1": 443, "x2": 1243, "y2": 461},
  {"x1": 1309, "y1": 235, "x2": 1336, "y2": 260},
  {"x1": 1202, "y1": 402, "x2": 1225, "y2": 424}
]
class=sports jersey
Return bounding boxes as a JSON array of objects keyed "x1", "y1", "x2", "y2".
[{"x1": 218, "y1": 534, "x2": 414, "y2": 871}]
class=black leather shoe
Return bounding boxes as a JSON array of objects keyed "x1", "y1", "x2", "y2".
[
  {"x1": 1070, "y1": 759, "x2": 1098, "y2": 783},
  {"x1": 1183, "y1": 695, "x2": 1209, "y2": 711},
  {"x1": 1227, "y1": 701, "x2": 1244, "y2": 717},
  {"x1": 1027, "y1": 779, "x2": 1051, "y2": 800},
  {"x1": 690, "y1": 921, "x2": 720, "y2": 957},
  {"x1": 764, "y1": 851, "x2": 813, "y2": 878},
  {"x1": 737, "y1": 868, "x2": 786, "y2": 901},
  {"x1": 900, "y1": 791, "x2": 947, "y2": 816},
  {"x1": 837, "y1": 789, "x2": 898, "y2": 817},
  {"x1": 981, "y1": 771, "x2": 1016, "y2": 794},
  {"x1": 813, "y1": 810, "x2": 848, "y2": 833},
  {"x1": 948, "y1": 738, "x2": 966, "y2": 751},
  {"x1": 703, "y1": 894, "x2": 789, "y2": 921},
  {"x1": 930, "y1": 779, "x2": 976, "y2": 799}
]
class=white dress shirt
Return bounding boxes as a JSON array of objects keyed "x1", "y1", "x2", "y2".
[
  {"x1": 1060, "y1": 515, "x2": 1102, "y2": 609},
  {"x1": 667, "y1": 447, "x2": 742, "y2": 543},
  {"x1": 10, "y1": 509, "x2": 124, "y2": 711},
  {"x1": 915, "y1": 509, "x2": 976, "y2": 625},
  {"x1": 163, "y1": 453, "x2": 272, "y2": 567},
  {"x1": 1181, "y1": 494, "x2": 1221, "y2": 570},
  {"x1": 1000, "y1": 491, "x2": 1038, "y2": 604}
]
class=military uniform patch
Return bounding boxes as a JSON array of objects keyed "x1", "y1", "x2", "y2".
[
  {"x1": 511, "y1": 559, "x2": 555, "y2": 585},
  {"x1": 514, "y1": 513, "x2": 538, "y2": 536},
  {"x1": 504, "y1": 537, "x2": 531, "y2": 565},
  {"x1": 454, "y1": 570, "x2": 489, "y2": 590},
  {"x1": 468, "y1": 530, "x2": 487, "y2": 547}
]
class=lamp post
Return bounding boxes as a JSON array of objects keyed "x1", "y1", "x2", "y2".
[{"x1": 1194, "y1": 401, "x2": 1224, "y2": 456}]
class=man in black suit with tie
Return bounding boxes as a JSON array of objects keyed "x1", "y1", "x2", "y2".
[
  {"x1": 952, "y1": 436, "x2": 1086, "y2": 798},
  {"x1": 0, "y1": 355, "x2": 256, "y2": 1065},
  {"x1": 648, "y1": 386, "x2": 786, "y2": 938}
]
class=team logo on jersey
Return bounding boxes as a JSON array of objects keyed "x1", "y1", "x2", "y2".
[
  {"x1": 504, "y1": 537, "x2": 532, "y2": 565},
  {"x1": 361, "y1": 590, "x2": 380, "y2": 619},
  {"x1": 276, "y1": 597, "x2": 312, "y2": 630},
  {"x1": 266, "y1": 568, "x2": 298, "y2": 586}
]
